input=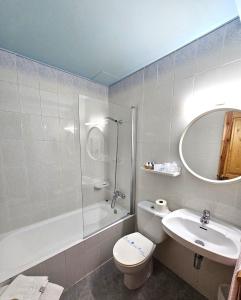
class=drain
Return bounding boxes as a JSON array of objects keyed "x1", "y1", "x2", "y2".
[{"x1": 195, "y1": 239, "x2": 205, "y2": 246}]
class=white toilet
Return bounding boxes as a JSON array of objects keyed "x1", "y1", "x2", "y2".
[{"x1": 113, "y1": 200, "x2": 169, "y2": 289}]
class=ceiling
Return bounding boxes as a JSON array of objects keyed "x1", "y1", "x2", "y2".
[{"x1": 0, "y1": 0, "x2": 238, "y2": 86}]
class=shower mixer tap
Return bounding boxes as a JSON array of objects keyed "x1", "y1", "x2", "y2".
[
  {"x1": 111, "y1": 190, "x2": 126, "y2": 208},
  {"x1": 115, "y1": 190, "x2": 125, "y2": 199}
]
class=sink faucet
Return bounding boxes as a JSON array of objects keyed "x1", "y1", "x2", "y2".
[{"x1": 200, "y1": 209, "x2": 210, "y2": 225}]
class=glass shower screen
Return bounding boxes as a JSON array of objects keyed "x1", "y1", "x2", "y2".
[{"x1": 79, "y1": 96, "x2": 132, "y2": 237}]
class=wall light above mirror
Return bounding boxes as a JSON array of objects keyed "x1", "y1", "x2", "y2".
[{"x1": 179, "y1": 108, "x2": 241, "y2": 184}]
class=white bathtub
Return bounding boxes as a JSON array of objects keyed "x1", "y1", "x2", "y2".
[{"x1": 0, "y1": 201, "x2": 129, "y2": 283}]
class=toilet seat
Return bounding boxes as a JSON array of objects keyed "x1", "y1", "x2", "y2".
[{"x1": 113, "y1": 232, "x2": 155, "y2": 267}]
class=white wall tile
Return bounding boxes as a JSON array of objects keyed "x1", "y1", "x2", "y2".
[
  {"x1": 58, "y1": 93, "x2": 76, "y2": 119},
  {"x1": 30, "y1": 199, "x2": 49, "y2": 223},
  {"x1": 40, "y1": 90, "x2": 59, "y2": 117},
  {"x1": 157, "y1": 54, "x2": 174, "y2": 84},
  {"x1": 17, "y1": 57, "x2": 39, "y2": 88},
  {"x1": 27, "y1": 164, "x2": 47, "y2": 197},
  {"x1": 38, "y1": 65, "x2": 57, "y2": 93},
  {"x1": 24, "y1": 140, "x2": 61, "y2": 167},
  {"x1": 174, "y1": 42, "x2": 197, "y2": 80},
  {"x1": 81, "y1": 79, "x2": 108, "y2": 101},
  {"x1": 59, "y1": 118, "x2": 75, "y2": 143},
  {"x1": 19, "y1": 85, "x2": 41, "y2": 115},
  {"x1": 0, "y1": 155, "x2": 6, "y2": 201},
  {"x1": 141, "y1": 81, "x2": 172, "y2": 144},
  {"x1": 4, "y1": 167, "x2": 29, "y2": 198},
  {"x1": 223, "y1": 18, "x2": 241, "y2": 64},
  {"x1": 7, "y1": 200, "x2": 33, "y2": 230},
  {"x1": 169, "y1": 76, "x2": 194, "y2": 159},
  {"x1": 42, "y1": 116, "x2": 60, "y2": 141},
  {"x1": 0, "y1": 50, "x2": 17, "y2": 83},
  {"x1": 21, "y1": 114, "x2": 45, "y2": 140},
  {"x1": 57, "y1": 72, "x2": 74, "y2": 95},
  {"x1": 196, "y1": 26, "x2": 225, "y2": 73},
  {"x1": 0, "y1": 81, "x2": 20, "y2": 112},
  {"x1": 144, "y1": 62, "x2": 158, "y2": 83},
  {"x1": 0, "y1": 202, "x2": 10, "y2": 233},
  {"x1": 0, "y1": 111, "x2": 22, "y2": 139},
  {"x1": 0, "y1": 140, "x2": 25, "y2": 168}
]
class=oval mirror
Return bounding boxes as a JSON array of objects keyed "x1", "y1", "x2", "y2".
[{"x1": 179, "y1": 108, "x2": 241, "y2": 184}]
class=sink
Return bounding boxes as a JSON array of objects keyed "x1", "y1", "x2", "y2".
[{"x1": 162, "y1": 209, "x2": 241, "y2": 266}]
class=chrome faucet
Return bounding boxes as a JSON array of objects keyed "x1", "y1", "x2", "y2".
[
  {"x1": 111, "y1": 190, "x2": 125, "y2": 208},
  {"x1": 200, "y1": 209, "x2": 210, "y2": 225}
]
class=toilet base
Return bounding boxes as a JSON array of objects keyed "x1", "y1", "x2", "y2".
[{"x1": 123, "y1": 259, "x2": 153, "y2": 290}]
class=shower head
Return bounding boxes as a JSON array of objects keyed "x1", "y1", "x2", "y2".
[
  {"x1": 105, "y1": 117, "x2": 117, "y2": 122},
  {"x1": 105, "y1": 117, "x2": 123, "y2": 124}
]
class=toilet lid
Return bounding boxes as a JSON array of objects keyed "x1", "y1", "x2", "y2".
[{"x1": 113, "y1": 232, "x2": 154, "y2": 266}]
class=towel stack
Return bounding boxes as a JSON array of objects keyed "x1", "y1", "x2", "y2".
[{"x1": 0, "y1": 274, "x2": 64, "y2": 300}]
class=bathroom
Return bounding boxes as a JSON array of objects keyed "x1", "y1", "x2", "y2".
[{"x1": 0, "y1": 1, "x2": 241, "y2": 299}]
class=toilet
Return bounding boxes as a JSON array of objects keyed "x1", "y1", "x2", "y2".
[{"x1": 113, "y1": 200, "x2": 169, "y2": 289}]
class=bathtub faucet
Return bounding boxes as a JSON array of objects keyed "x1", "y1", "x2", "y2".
[{"x1": 111, "y1": 190, "x2": 125, "y2": 208}]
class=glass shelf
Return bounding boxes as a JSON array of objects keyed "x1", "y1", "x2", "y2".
[{"x1": 141, "y1": 167, "x2": 181, "y2": 177}]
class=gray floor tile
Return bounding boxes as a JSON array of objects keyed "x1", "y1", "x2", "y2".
[{"x1": 61, "y1": 259, "x2": 206, "y2": 300}]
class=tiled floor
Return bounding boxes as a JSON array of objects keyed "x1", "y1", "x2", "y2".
[{"x1": 61, "y1": 259, "x2": 207, "y2": 300}]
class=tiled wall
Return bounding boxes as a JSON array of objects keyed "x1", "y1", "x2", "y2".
[
  {"x1": 109, "y1": 17, "x2": 241, "y2": 299},
  {"x1": 0, "y1": 49, "x2": 108, "y2": 233}
]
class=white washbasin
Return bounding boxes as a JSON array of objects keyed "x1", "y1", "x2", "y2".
[{"x1": 162, "y1": 209, "x2": 241, "y2": 266}]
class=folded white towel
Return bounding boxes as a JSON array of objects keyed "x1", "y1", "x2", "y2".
[
  {"x1": 0, "y1": 274, "x2": 48, "y2": 300},
  {"x1": 0, "y1": 282, "x2": 64, "y2": 300},
  {"x1": 40, "y1": 283, "x2": 64, "y2": 300}
]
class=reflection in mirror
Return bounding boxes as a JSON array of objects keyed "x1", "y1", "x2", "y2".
[
  {"x1": 181, "y1": 109, "x2": 241, "y2": 182},
  {"x1": 86, "y1": 126, "x2": 107, "y2": 161}
]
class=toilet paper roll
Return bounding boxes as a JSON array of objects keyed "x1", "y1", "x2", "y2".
[{"x1": 155, "y1": 199, "x2": 168, "y2": 212}]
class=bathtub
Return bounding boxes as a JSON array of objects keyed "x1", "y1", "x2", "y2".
[{"x1": 0, "y1": 201, "x2": 129, "y2": 283}]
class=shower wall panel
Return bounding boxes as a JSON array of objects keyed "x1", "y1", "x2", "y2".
[{"x1": 0, "y1": 49, "x2": 108, "y2": 234}]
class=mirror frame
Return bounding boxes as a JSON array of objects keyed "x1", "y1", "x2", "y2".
[{"x1": 179, "y1": 107, "x2": 241, "y2": 184}]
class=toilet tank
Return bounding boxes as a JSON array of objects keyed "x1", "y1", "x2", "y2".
[{"x1": 137, "y1": 200, "x2": 169, "y2": 244}]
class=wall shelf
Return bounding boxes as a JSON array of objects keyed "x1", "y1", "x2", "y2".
[{"x1": 141, "y1": 167, "x2": 181, "y2": 177}]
